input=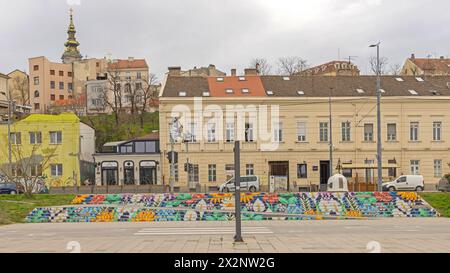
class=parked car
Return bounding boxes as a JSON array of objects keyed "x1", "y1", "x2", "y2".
[
  {"x1": 219, "y1": 176, "x2": 260, "y2": 192},
  {"x1": 438, "y1": 178, "x2": 450, "y2": 192},
  {"x1": 382, "y1": 175, "x2": 424, "y2": 192},
  {"x1": 0, "y1": 183, "x2": 21, "y2": 194}
]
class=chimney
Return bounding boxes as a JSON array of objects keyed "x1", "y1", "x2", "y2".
[
  {"x1": 411, "y1": 53, "x2": 416, "y2": 60},
  {"x1": 231, "y1": 69, "x2": 237, "y2": 76},
  {"x1": 128, "y1": 57, "x2": 134, "y2": 62},
  {"x1": 244, "y1": 68, "x2": 257, "y2": 76},
  {"x1": 168, "y1": 66, "x2": 181, "y2": 76},
  {"x1": 255, "y1": 63, "x2": 260, "y2": 74},
  {"x1": 440, "y1": 56, "x2": 445, "y2": 60}
]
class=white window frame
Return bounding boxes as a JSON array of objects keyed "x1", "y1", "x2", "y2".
[
  {"x1": 50, "y1": 131, "x2": 62, "y2": 144},
  {"x1": 433, "y1": 121, "x2": 442, "y2": 141},
  {"x1": 434, "y1": 160, "x2": 442, "y2": 178},
  {"x1": 246, "y1": 164, "x2": 254, "y2": 176},
  {"x1": 29, "y1": 131, "x2": 42, "y2": 144},
  {"x1": 387, "y1": 123, "x2": 397, "y2": 141},
  {"x1": 245, "y1": 122, "x2": 254, "y2": 142},
  {"x1": 226, "y1": 122, "x2": 235, "y2": 142},
  {"x1": 319, "y1": 122, "x2": 329, "y2": 142},
  {"x1": 341, "y1": 121, "x2": 351, "y2": 142},
  {"x1": 273, "y1": 122, "x2": 283, "y2": 142},
  {"x1": 410, "y1": 160, "x2": 420, "y2": 175},
  {"x1": 410, "y1": 122, "x2": 419, "y2": 141},
  {"x1": 297, "y1": 122, "x2": 307, "y2": 142},
  {"x1": 207, "y1": 123, "x2": 216, "y2": 142},
  {"x1": 51, "y1": 164, "x2": 63, "y2": 177},
  {"x1": 364, "y1": 123, "x2": 374, "y2": 142}
]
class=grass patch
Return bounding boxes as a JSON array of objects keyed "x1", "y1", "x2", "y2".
[
  {"x1": 420, "y1": 192, "x2": 450, "y2": 217},
  {"x1": 0, "y1": 194, "x2": 75, "y2": 225},
  {"x1": 80, "y1": 112, "x2": 159, "y2": 151}
]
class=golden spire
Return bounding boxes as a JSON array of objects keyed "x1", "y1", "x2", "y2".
[{"x1": 62, "y1": 8, "x2": 82, "y2": 63}]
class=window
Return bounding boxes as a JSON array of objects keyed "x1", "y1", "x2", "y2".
[
  {"x1": 34, "y1": 90, "x2": 40, "y2": 98},
  {"x1": 364, "y1": 124, "x2": 374, "y2": 141},
  {"x1": 208, "y1": 164, "x2": 217, "y2": 182},
  {"x1": 191, "y1": 164, "x2": 199, "y2": 183},
  {"x1": 283, "y1": 76, "x2": 290, "y2": 81},
  {"x1": 202, "y1": 91, "x2": 210, "y2": 97},
  {"x1": 297, "y1": 91, "x2": 305, "y2": 95},
  {"x1": 341, "y1": 121, "x2": 351, "y2": 141},
  {"x1": 68, "y1": 83, "x2": 73, "y2": 91},
  {"x1": 50, "y1": 94, "x2": 55, "y2": 101},
  {"x1": 34, "y1": 77, "x2": 39, "y2": 85},
  {"x1": 245, "y1": 123, "x2": 254, "y2": 142},
  {"x1": 50, "y1": 131, "x2": 62, "y2": 144},
  {"x1": 59, "y1": 71, "x2": 64, "y2": 76},
  {"x1": 135, "y1": 82, "x2": 142, "y2": 90},
  {"x1": 241, "y1": 88, "x2": 249, "y2": 93},
  {"x1": 50, "y1": 81, "x2": 55, "y2": 89},
  {"x1": 225, "y1": 89, "x2": 234, "y2": 94},
  {"x1": 120, "y1": 143, "x2": 133, "y2": 153},
  {"x1": 34, "y1": 103, "x2": 40, "y2": 110},
  {"x1": 33, "y1": 65, "x2": 39, "y2": 71},
  {"x1": 29, "y1": 132, "x2": 42, "y2": 144},
  {"x1": 239, "y1": 77, "x2": 246, "y2": 81},
  {"x1": 410, "y1": 160, "x2": 420, "y2": 175},
  {"x1": 59, "y1": 82, "x2": 64, "y2": 90},
  {"x1": 266, "y1": 90, "x2": 274, "y2": 96},
  {"x1": 409, "y1": 89, "x2": 419, "y2": 95},
  {"x1": 246, "y1": 164, "x2": 254, "y2": 176},
  {"x1": 433, "y1": 122, "x2": 442, "y2": 141},
  {"x1": 410, "y1": 122, "x2": 419, "y2": 141},
  {"x1": 319, "y1": 122, "x2": 329, "y2": 142},
  {"x1": 207, "y1": 123, "x2": 216, "y2": 142},
  {"x1": 434, "y1": 160, "x2": 442, "y2": 177},
  {"x1": 137, "y1": 72, "x2": 142, "y2": 79},
  {"x1": 178, "y1": 91, "x2": 186, "y2": 97},
  {"x1": 273, "y1": 122, "x2": 283, "y2": 142},
  {"x1": 188, "y1": 123, "x2": 197, "y2": 142},
  {"x1": 30, "y1": 164, "x2": 42, "y2": 177},
  {"x1": 59, "y1": 95, "x2": 64, "y2": 100},
  {"x1": 297, "y1": 164, "x2": 307, "y2": 178},
  {"x1": 50, "y1": 70, "x2": 55, "y2": 75},
  {"x1": 395, "y1": 77, "x2": 404, "y2": 82},
  {"x1": 68, "y1": 72, "x2": 72, "y2": 77},
  {"x1": 124, "y1": 83, "x2": 131, "y2": 93},
  {"x1": 297, "y1": 122, "x2": 306, "y2": 142},
  {"x1": 226, "y1": 122, "x2": 235, "y2": 142},
  {"x1": 225, "y1": 164, "x2": 235, "y2": 180},
  {"x1": 51, "y1": 164, "x2": 63, "y2": 176},
  {"x1": 356, "y1": 88, "x2": 365, "y2": 94},
  {"x1": 216, "y1": 77, "x2": 224, "y2": 82},
  {"x1": 387, "y1": 123, "x2": 397, "y2": 141},
  {"x1": 10, "y1": 132, "x2": 21, "y2": 145}
]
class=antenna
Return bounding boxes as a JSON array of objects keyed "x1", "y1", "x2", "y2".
[{"x1": 347, "y1": 56, "x2": 358, "y2": 64}]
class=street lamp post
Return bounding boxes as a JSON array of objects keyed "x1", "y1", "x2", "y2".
[{"x1": 370, "y1": 42, "x2": 383, "y2": 192}]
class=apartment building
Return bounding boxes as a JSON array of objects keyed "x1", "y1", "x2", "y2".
[
  {"x1": 159, "y1": 67, "x2": 450, "y2": 191},
  {"x1": 0, "y1": 113, "x2": 96, "y2": 187}
]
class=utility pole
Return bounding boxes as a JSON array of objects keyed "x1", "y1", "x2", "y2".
[
  {"x1": 370, "y1": 42, "x2": 383, "y2": 192},
  {"x1": 169, "y1": 117, "x2": 179, "y2": 193},
  {"x1": 6, "y1": 84, "x2": 12, "y2": 177},
  {"x1": 233, "y1": 141, "x2": 243, "y2": 243},
  {"x1": 329, "y1": 88, "x2": 333, "y2": 181}
]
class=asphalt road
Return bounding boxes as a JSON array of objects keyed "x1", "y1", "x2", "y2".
[{"x1": 0, "y1": 218, "x2": 449, "y2": 253}]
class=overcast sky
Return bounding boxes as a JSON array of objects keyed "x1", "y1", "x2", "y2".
[{"x1": 1, "y1": 0, "x2": 449, "y2": 80}]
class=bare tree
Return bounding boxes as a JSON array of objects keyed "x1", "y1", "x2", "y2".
[
  {"x1": 277, "y1": 56, "x2": 309, "y2": 75},
  {"x1": 102, "y1": 69, "x2": 124, "y2": 125},
  {"x1": 249, "y1": 58, "x2": 272, "y2": 75},
  {"x1": 0, "y1": 135, "x2": 57, "y2": 197},
  {"x1": 369, "y1": 56, "x2": 389, "y2": 75},
  {"x1": 138, "y1": 73, "x2": 159, "y2": 129},
  {"x1": 9, "y1": 75, "x2": 29, "y2": 105},
  {"x1": 389, "y1": 63, "x2": 402, "y2": 76}
]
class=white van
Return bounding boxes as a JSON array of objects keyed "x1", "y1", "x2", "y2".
[
  {"x1": 382, "y1": 175, "x2": 424, "y2": 192},
  {"x1": 219, "y1": 176, "x2": 260, "y2": 192}
]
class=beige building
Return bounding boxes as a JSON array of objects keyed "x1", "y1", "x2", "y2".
[
  {"x1": 159, "y1": 69, "x2": 450, "y2": 191},
  {"x1": 7, "y1": 70, "x2": 29, "y2": 106},
  {"x1": 401, "y1": 54, "x2": 450, "y2": 76}
]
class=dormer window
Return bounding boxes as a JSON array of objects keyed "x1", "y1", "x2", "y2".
[
  {"x1": 415, "y1": 77, "x2": 424, "y2": 82},
  {"x1": 178, "y1": 91, "x2": 187, "y2": 97},
  {"x1": 202, "y1": 91, "x2": 210, "y2": 97},
  {"x1": 225, "y1": 89, "x2": 234, "y2": 94},
  {"x1": 266, "y1": 90, "x2": 274, "y2": 96},
  {"x1": 408, "y1": 89, "x2": 418, "y2": 95},
  {"x1": 283, "y1": 76, "x2": 290, "y2": 81},
  {"x1": 395, "y1": 77, "x2": 404, "y2": 82},
  {"x1": 297, "y1": 91, "x2": 304, "y2": 95},
  {"x1": 380, "y1": 89, "x2": 386, "y2": 93},
  {"x1": 241, "y1": 88, "x2": 249, "y2": 93},
  {"x1": 356, "y1": 88, "x2": 365, "y2": 94},
  {"x1": 216, "y1": 77, "x2": 224, "y2": 82},
  {"x1": 238, "y1": 77, "x2": 246, "y2": 81}
]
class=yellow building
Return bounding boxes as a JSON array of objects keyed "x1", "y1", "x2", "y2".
[
  {"x1": 401, "y1": 54, "x2": 450, "y2": 76},
  {"x1": 159, "y1": 68, "x2": 450, "y2": 191},
  {"x1": 0, "y1": 113, "x2": 95, "y2": 187}
]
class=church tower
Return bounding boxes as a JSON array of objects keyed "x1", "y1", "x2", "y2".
[{"x1": 61, "y1": 8, "x2": 82, "y2": 64}]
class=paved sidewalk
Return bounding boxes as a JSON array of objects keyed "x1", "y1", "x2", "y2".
[{"x1": 0, "y1": 218, "x2": 449, "y2": 253}]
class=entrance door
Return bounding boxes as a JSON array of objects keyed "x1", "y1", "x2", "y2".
[
  {"x1": 140, "y1": 167, "x2": 157, "y2": 185},
  {"x1": 268, "y1": 161, "x2": 289, "y2": 191},
  {"x1": 102, "y1": 169, "x2": 118, "y2": 185},
  {"x1": 320, "y1": 161, "x2": 330, "y2": 191}
]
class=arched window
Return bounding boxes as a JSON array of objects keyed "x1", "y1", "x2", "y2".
[{"x1": 34, "y1": 90, "x2": 39, "y2": 98}]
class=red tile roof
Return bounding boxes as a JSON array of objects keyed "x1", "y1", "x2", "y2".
[
  {"x1": 410, "y1": 58, "x2": 450, "y2": 74},
  {"x1": 108, "y1": 59, "x2": 148, "y2": 70},
  {"x1": 207, "y1": 76, "x2": 266, "y2": 97}
]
